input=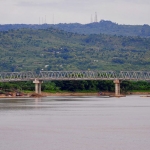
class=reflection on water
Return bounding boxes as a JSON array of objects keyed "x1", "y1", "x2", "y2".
[{"x1": 0, "y1": 96, "x2": 150, "y2": 150}]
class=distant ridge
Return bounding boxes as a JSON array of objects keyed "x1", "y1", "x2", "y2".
[{"x1": 0, "y1": 20, "x2": 150, "y2": 37}]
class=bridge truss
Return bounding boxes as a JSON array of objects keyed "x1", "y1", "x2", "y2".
[{"x1": 0, "y1": 71, "x2": 150, "y2": 82}]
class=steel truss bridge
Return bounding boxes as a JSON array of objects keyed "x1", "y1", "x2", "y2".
[
  {"x1": 0, "y1": 71, "x2": 150, "y2": 96},
  {"x1": 0, "y1": 71, "x2": 150, "y2": 82}
]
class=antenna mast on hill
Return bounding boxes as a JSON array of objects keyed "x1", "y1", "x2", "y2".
[
  {"x1": 53, "y1": 14, "x2": 55, "y2": 24},
  {"x1": 94, "y1": 12, "x2": 97, "y2": 22},
  {"x1": 39, "y1": 17, "x2": 40, "y2": 25},
  {"x1": 91, "y1": 14, "x2": 93, "y2": 23},
  {"x1": 45, "y1": 15, "x2": 46, "y2": 24}
]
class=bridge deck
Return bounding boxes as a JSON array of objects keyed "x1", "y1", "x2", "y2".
[{"x1": 0, "y1": 71, "x2": 150, "y2": 82}]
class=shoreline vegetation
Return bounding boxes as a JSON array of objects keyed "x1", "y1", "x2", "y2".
[{"x1": 1, "y1": 81, "x2": 150, "y2": 98}]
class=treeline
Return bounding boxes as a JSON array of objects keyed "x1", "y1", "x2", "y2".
[
  {"x1": 0, "y1": 80, "x2": 150, "y2": 93},
  {"x1": 0, "y1": 20, "x2": 150, "y2": 37}
]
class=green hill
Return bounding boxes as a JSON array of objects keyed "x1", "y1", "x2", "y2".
[
  {"x1": 0, "y1": 28, "x2": 150, "y2": 72},
  {"x1": 54, "y1": 21, "x2": 150, "y2": 37},
  {"x1": 0, "y1": 20, "x2": 150, "y2": 37}
]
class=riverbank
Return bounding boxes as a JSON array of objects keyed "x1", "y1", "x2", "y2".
[
  {"x1": 28, "y1": 91, "x2": 150, "y2": 98},
  {"x1": 40, "y1": 91, "x2": 150, "y2": 96},
  {"x1": 40, "y1": 92, "x2": 99, "y2": 96},
  {"x1": 0, "y1": 91, "x2": 150, "y2": 98}
]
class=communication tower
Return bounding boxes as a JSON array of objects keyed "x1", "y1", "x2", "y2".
[
  {"x1": 39, "y1": 17, "x2": 41, "y2": 25},
  {"x1": 94, "y1": 12, "x2": 97, "y2": 22},
  {"x1": 91, "y1": 14, "x2": 93, "y2": 23},
  {"x1": 45, "y1": 15, "x2": 47, "y2": 24}
]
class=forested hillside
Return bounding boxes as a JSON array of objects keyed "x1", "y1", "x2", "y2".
[
  {"x1": 54, "y1": 20, "x2": 150, "y2": 37},
  {"x1": 0, "y1": 28, "x2": 150, "y2": 72},
  {"x1": 0, "y1": 20, "x2": 150, "y2": 37}
]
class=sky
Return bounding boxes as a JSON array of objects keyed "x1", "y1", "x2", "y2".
[{"x1": 0, "y1": 0, "x2": 150, "y2": 25}]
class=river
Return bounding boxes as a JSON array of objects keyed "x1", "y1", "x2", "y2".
[{"x1": 0, "y1": 95, "x2": 150, "y2": 150}]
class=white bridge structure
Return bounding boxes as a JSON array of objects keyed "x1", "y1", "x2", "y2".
[{"x1": 0, "y1": 71, "x2": 150, "y2": 96}]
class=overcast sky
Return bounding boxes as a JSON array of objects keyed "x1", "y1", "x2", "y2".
[{"x1": 0, "y1": 0, "x2": 150, "y2": 25}]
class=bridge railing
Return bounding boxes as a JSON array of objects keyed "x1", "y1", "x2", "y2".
[
  {"x1": 0, "y1": 71, "x2": 150, "y2": 82},
  {"x1": 119, "y1": 71, "x2": 150, "y2": 81},
  {"x1": 0, "y1": 71, "x2": 37, "y2": 82},
  {"x1": 39, "y1": 71, "x2": 119, "y2": 80}
]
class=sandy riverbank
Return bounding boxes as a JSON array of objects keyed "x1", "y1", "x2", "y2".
[
  {"x1": 29, "y1": 91, "x2": 150, "y2": 98},
  {"x1": 0, "y1": 91, "x2": 150, "y2": 98},
  {"x1": 40, "y1": 92, "x2": 99, "y2": 96},
  {"x1": 41, "y1": 91, "x2": 150, "y2": 96},
  {"x1": 0, "y1": 92, "x2": 112, "y2": 98}
]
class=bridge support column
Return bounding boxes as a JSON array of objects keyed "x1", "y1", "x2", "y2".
[
  {"x1": 33, "y1": 79, "x2": 43, "y2": 94},
  {"x1": 114, "y1": 79, "x2": 121, "y2": 96}
]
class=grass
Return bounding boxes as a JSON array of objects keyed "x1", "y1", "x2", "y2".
[
  {"x1": 130, "y1": 90, "x2": 150, "y2": 92},
  {"x1": 22, "y1": 90, "x2": 34, "y2": 94}
]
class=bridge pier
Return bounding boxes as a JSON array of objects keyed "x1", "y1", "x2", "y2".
[
  {"x1": 33, "y1": 79, "x2": 43, "y2": 94},
  {"x1": 114, "y1": 79, "x2": 121, "y2": 97}
]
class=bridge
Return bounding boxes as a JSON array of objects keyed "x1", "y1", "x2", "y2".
[{"x1": 0, "y1": 71, "x2": 150, "y2": 96}]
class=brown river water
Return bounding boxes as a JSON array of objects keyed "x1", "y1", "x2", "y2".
[{"x1": 0, "y1": 96, "x2": 150, "y2": 150}]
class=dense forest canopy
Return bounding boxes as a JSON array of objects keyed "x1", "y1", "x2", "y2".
[{"x1": 0, "y1": 27, "x2": 150, "y2": 72}]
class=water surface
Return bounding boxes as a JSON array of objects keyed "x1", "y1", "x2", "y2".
[{"x1": 0, "y1": 96, "x2": 150, "y2": 150}]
